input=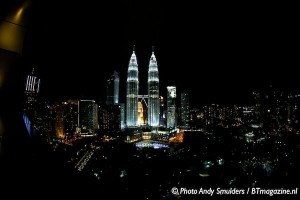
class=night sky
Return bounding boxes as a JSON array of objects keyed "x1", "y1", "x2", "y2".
[{"x1": 11, "y1": 1, "x2": 299, "y2": 106}]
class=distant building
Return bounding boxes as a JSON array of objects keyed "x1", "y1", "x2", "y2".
[
  {"x1": 167, "y1": 86, "x2": 176, "y2": 129},
  {"x1": 98, "y1": 104, "x2": 120, "y2": 132},
  {"x1": 24, "y1": 67, "x2": 40, "y2": 123},
  {"x1": 204, "y1": 104, "x2": 221, "y2": 125},
  {"x1": 159, "y1": 96, "x2": 166, "y2": 127},
  {"x1": 64, "y1": 100, "x2": 78, "y2": 137},
  {"x1": 39, "y1": 101, "x2": 53, "y2": 139},
  {"x1": 180, "y1": 92, "x2": 190, "y2": 128},
  {"x1": 105, "y1": 70, "x2": 124, "y2": 130},
  {"x1": 119, "y1": 103, "x2": 125, "y2": 130},
  {"x1": 52, "y1": 100, "x2": 78, "y2": 139},
  {"x1": 52, "y1": 102, "x2": 65, "y2": 139},
  {"x1": 189, "y1": 108, "x2": 201, "y2": 128},
  {"x1": 106, "y1": 71, "x2": 119, "y2": 105},
  {"x1": 253, "y1": 85, "x2": 291, "y2": 129},
  {"x1": 78, "y1": 100, "x2": 98, "y2": 134}
]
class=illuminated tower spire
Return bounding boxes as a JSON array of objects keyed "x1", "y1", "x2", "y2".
[
  {"x1": 148, "y1": 46, "x2": 160, "y2": 127},
  {"x1": 126, "y1": 45, "x2": 139, "y2": 127}
]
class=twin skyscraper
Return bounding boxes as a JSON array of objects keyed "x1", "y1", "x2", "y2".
[{"x1": 126, "y1": 46, "x2": 160, "y2": 127}]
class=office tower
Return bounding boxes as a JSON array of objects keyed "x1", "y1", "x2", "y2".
[
  {"x1": 119, "y1": 103, "x2": 125, "y2": 130},
  {"x1": 64, "y1": 100, "x2": 78, "y2": 138},
  {"x1": 52, "y1": 100, "x2": 78, "y2": 139},
  {"x1": 52, "y1": 102, "x2": 65, "y2": 139},
  {"x1": 39, "y1": 101, "x2": 53, "y2": 139},
  {"x1": 148, "y1": 47, "x2": 159, "y2": 127},
  {"x1": 78, "y1": 100, "x2": 98, "y2": 134},
  {"x1": 159, "y1": 96, "x2": 166, "y2": 127},
  {"x1": 98, "y1": 106, "x2": 107, "y2": 132},
  {"x1": 167, "y1": 86, "x2": 176, "y2": 129},
  {"x1": 98, "y1": 105, "x2": 121, "y2": 132},
  {"x1": 181, "y1": 92, "x2": 190, "y2": 127},
  {"x1": 126, "y1": 46, "x2": 139, "y2": 127},
  {"x1": 106, "y1": 71, "x2": 119, "y2": 105},
  {"x1": 24, "y1": 67, "x2": 41, "y2": 122}
]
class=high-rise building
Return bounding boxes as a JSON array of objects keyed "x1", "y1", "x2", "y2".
[
  {"x1": 126, "y1": 46, "x2": 139, "y2": 127},
  {"x1": 39, "y1": 101, "x2": 53, "y2": 139},
  {"x1": 78, "y1": 100, "x2": 98, "y2": 134},
  {"x1": 119, "y1": 103, "x2": 125, "y2": 130},
  {"x1": 98, "y1": 105, "x2": 121, "y2": 132},
  {"x1": 24, "y1": 67, "x2": 40, "y2": 123},
  {"x1": 159, "y1": 96, "x2": 166, "y2": 127},
  {"x1": 106, "y1": 71, "x2": 119, "y2": 105},
  {"x1": 52, "y1": 102, "x2": 65, "y2": 139},
  {"x1": 148, "y1": 47, "x2": 160, "y2": 127},
  {"x1": 167, "y1": 86, "x2": 176, "y2": 129},
  {"x1": 25, "y1": 67, "x2": 40, "y2": 94},
  {"x1": 64, "y1": 100, "x2": 78, "y2": 138},
  {"x1": 180, "y1": 92, "x2": 190, "y2": 127}
]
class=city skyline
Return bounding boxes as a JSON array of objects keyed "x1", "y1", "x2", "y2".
[
  {"x1": 5, "y1": 0, "x2": 297, "y2": 106},
  {"x1": 1, "y1": 1, "x2": 300, "y2": 198}
]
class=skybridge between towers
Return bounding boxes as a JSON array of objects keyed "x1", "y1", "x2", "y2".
[{"x1": 138, "y1": 95, "x2": 148, "y2": 107}]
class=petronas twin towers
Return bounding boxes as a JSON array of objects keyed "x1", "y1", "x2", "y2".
[
  {"x1": 126, "y1": 46, "x2": 160, "y2": 127},
  {"x1": 126, "y1": 47, "x2": 139, "y2": 127}
]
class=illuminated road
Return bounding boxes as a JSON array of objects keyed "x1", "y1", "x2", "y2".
[
  {"x1": 75, "y1": 150, "x2": 94, "y2": 171},
  {"x1": 135, "y1": 140, "x2": 169, "y2": 149}
]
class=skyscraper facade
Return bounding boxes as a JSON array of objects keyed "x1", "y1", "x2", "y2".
[
  {"x1": 167, "y1": 86, "x2": 176, "y2": 129},
  {"x1": 25, "y1": 68, "x2": 41, "y2": 94},
  {"x1": 126, "y1": 47, "x2": 139, "y2": 127},
  {"x1": 78, "y1": 100, "x2": 98, "y2": 133},
  {"x1": 180, "y1": 92, "x2": 190, "y2": 127},
  {"x1": 148, "y1": 48, "x2": 160, "y2": 127},
  {"x1": 52, "y1": 102, "x2": 65, "y2": 139},
  {"x1": 119, "y1": 103, "x2": 125, "y2": 129},
  {"x1": 64, "y1": 100, "x2": 78, "y2": 138},
  {"x1": 24, "y1": 67, "x2": 40, "y2": 122},
  {"x1": 159, "y1": 96, "x2": 166, "y2": 127},
  {"x1": 106, "y1": 71, "x2": 119, "y2": 105},
  {"x1": 98, "y1": 104, "x2": 121, "y2": 132}
]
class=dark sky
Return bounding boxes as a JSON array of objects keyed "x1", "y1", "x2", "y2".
[{"x1": 14, "y1": 1, "x2": 299, "y2": 106}]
